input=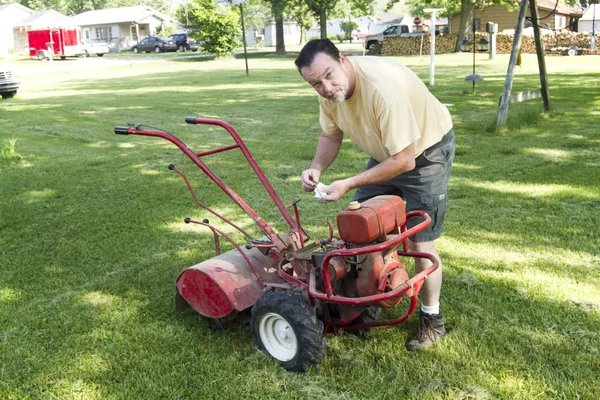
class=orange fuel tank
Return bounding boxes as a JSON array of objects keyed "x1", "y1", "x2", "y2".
[{"x1": 336, "y1": 195, "x2": 406, "y2": 244}]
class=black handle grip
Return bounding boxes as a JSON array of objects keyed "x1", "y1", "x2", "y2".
[
  {"x1": 185, "y1": 117, "x2": 197, "y2": 124},
  {"x1": 114, "y1": 126, "x2": 129, "y2": 135}
]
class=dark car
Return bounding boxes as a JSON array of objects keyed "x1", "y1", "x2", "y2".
[
  {"x1": 131, "y1": 36, "x2": 176, "y2": 54},
  {"x1": 167, "y1": 33, "x2": 199, "y2": 52},
  {"x1": 0, "y1": 63, "x2": 20, "y2": 99}
]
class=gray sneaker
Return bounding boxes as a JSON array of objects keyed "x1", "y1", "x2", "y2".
[{"x1": 406, "y1": 311, "x2": 447, "y2": 351}]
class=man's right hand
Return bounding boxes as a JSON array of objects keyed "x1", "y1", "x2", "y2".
[{"x1": 301, "y1": 168, "x2": 321, "y2": 192}]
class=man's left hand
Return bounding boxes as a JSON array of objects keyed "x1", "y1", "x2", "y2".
[{"x1": 317, "y1": 179, "x2": 352, "y2": 202}]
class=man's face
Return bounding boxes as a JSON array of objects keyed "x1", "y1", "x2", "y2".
[{"x1": 300, "y1": 52, "x2": 350, "y2": 104}]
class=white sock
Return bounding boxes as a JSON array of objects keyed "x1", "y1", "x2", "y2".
[{"x1": 421, "y1": 302, "x2": 440, "y2": 315}]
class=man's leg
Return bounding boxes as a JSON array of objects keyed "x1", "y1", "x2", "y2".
[
  {"x1": 405, "y1": 239, "x2": 447, "y2": 351},
  {"x1": 411, "y1": 240, "x2": 442, "y2": 307},
  {"x1": 402, "y1": 130, "x2": 455, "y2": 351}
]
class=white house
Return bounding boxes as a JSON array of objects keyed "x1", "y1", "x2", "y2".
[
  {"x1": 578, "y1": 4, "x2": 599, "y2": 34},
  {"x1": 70, "y1": 6, "x2": 173, "y2": 51},
  {"x1": 0, "y1": 3, "x2": 34, "y2": 57}
]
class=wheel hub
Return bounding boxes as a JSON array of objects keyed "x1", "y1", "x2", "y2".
[{"x1": 259, "y1": 312, "x2": 298, "y2": 361}]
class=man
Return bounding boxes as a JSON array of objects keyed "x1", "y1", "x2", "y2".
[{"x1": 295, "y1": 39, "x2": 455, "y2": 350}]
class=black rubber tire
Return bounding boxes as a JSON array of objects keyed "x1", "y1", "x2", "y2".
[
  {"x1": 97, "y1": 53, "x2": 104, "y2": 57},
  {"x1": 154, "y1": 46, "x2": 161, "y2": 53},
  {"x1": 132, "y1": 47, "x2": 139, "y2": 54},
  {"x1": 178, "y1": 44, "x2": 185, "y2": 52},
  {"x1": 1, "y1": 91, "x2": 16, "y2": 99},
  {"x1": 37, "y1": 51, "x2": 45, "y2": 60},
  {"x1": 251, "y1": 291, "x2": 325, "y2": 372},
  {"x1": 367, "y1": 42, "x2": 381, "y2": 55},
  {"x1": 346, "y1": 306, "x2": 382, "y2": 337}
]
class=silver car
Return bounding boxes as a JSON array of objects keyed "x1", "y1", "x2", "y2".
[{"x1": 83, "y1": 39, "x2": 110, "y2": 57}]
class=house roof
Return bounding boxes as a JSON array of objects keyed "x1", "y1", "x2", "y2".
[
  {"x1": 579, "y1": 4, "x2": 599, "y2": 20},
  {"x1": 70, "y1": 6, "x2": 169, "y2": 26},
  {"x1": 14, "y1": 10, "x2": 74, "y2": 29},
  {"x1": 535, "y1": 0, "x2": 583, "y2": 16},
  {"x1": 378, "y1": 15, "x2": 407, "y2": 25},
  {"x1": 0, "y1": 2, "x2": 34, "y2": 14}
]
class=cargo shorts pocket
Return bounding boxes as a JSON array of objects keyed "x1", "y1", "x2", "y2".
[{"x1": 418, "y1": 192, "x2": 448, "y2": 235}]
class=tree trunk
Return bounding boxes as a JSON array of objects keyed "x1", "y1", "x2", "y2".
[
  {"x1": 320, "y1": 9, "x2": 327, "y2": 39},
  {"x1": 275, "y1": 17, "x2": 286, "y2": 54},
  {"x1": 299, "y1": 25, "x2": 305, "y2": 45},
  {"x1": 456, "y1": 0, "x2": 474, "y2": 51}
]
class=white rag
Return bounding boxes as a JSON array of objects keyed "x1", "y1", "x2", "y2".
[{"x1": 314, "y1": 182, "x2": 328, "y2": 200}]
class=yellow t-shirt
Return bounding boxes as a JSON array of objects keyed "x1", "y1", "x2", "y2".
[{"x1": 319, "y1": 57, "x2": 453, "y2": 162}]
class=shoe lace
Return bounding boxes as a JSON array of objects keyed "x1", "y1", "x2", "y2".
[{"x1": 417, "y1": 314, "x2": 433, "y2": 342}]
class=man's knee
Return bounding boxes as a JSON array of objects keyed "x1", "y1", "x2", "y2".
[{"x1": 408, "y1": 240, "x2": 436, "y2": 253}]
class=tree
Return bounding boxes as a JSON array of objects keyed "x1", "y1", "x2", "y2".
[
  {"x1": 242, "y1": 0, "x2": 271, "y2": 39},
  {"x1": 304, "y1": 0, "x2": 338, "y2": 38},
  {"x1": 177, "y1": 0, "x2": 240, "y2": 56},
  {"x1": 287, "y1": 0, "x2": 314, "y2": 44},
  {"x1": 340, "y1": 20, "x2": 358, "y2": 37},
  {"x1": 20, "y1": 0, "x2": 171, "y2": 16},
  {"x1": 264, "y1": 0, "x2": 289, "y2": 54}
]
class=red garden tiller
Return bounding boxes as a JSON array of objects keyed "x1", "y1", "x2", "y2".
[{"x1": 114, "y1": 117, "x2": 439, "y2": 372}]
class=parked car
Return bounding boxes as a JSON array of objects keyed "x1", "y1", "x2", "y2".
[
  {"x1": 0, "y1": 64, "x2": 20, "y2": 99},
  {"x1": 131, "y1": 36, "x2": 176, "y2": 54},
  {"x1": 82, "y1": 39, "x2": 110, "y2": 57},
  {"x1": 351, "y1": 32, "x2": 371, "y2": 41},
  {"x1": 167, "y1": 33, "x2": 199, "y2": 52}
]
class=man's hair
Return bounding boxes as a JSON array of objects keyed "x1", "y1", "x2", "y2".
[{"x1": 294, "y1": 39, "x2": 341, "y2": 73}]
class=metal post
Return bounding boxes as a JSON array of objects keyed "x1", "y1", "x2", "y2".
[
  {"x1": 592, "y1": 2, "x2": 596, "y2": 52},
  {"x1": 529, "y1": 0, "x2": 550, "y2": 111},
  {"x1": 497, "y1": 0, "x2": 529, "y2": 126},
  {"x1": 472, "y1": 15, "x2": 476, "y2": 94},
  {"x1": 424, "y1": 8, "x2": 444, "y2": 86},
  {"x1": 239, "y1": 3, "x2": 249, "y2": 75}
]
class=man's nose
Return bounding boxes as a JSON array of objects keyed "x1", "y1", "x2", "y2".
[{"x1": 321, "y1": 80, "x2": 332, "y2": 93}]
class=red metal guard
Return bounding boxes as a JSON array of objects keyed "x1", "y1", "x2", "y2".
[{"x1": 115, "y1": 119, "x2": 300, "y2": 252}]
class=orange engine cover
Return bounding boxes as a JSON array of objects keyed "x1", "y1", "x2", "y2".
[{"x1": 337, "y1": 195, "x2": 406, "y2": 244}]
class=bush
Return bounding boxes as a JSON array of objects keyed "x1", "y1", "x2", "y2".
[{"x1": 177, "y1": 0, "x2": 240, "y2": 56}]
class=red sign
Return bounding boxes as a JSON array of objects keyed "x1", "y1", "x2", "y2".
[{"x1": 413, "y1": 17, "x2": 422, "y2": 25}]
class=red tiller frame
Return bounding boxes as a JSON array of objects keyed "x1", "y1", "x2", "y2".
[
  {"x1": 308, "y1": 210, "x2": 439, "y2": 305},
  {"x1": 115, "y1": 118, "x2": 299, "y2": 252}
]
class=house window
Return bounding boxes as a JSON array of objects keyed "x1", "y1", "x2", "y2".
[
  {"x1": 555, "y1": 15, "x2": 566, "y2": 30},
  {"x1": 95, "y1": 27, "x2": 112, "y2": 40}
]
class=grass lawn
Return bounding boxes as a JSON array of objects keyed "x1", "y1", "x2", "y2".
[{"x1": 1, "y1": 51, "x2": 599, "y2": 399}]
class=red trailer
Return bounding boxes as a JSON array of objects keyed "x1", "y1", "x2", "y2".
[{"x1": 28, "y1": 28, "x2": 85, "y2": 60}]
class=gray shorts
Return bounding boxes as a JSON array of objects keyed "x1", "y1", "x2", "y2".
[{"x1": 353, "y1": 129, "x2": 455, "y2": 242}]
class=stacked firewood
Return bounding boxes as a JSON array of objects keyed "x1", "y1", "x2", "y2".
[
  {"x1": 382, "y1": 32, "x2": 599, "y2": 55},
  {"x1": 382, "y1": 35, "x2": 458, "y2": 55}
]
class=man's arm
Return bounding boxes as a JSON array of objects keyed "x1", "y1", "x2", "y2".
[
  {"x1": 301, "y1": 131, "x2": 343, "y2": 191},
  {"x1": 318, "y1": 143, "x2": 416, "y2": 201}
]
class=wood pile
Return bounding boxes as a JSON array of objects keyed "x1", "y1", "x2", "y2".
[{"x1": 383, "y1": 32, "x2": 600, "y2": 55}]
